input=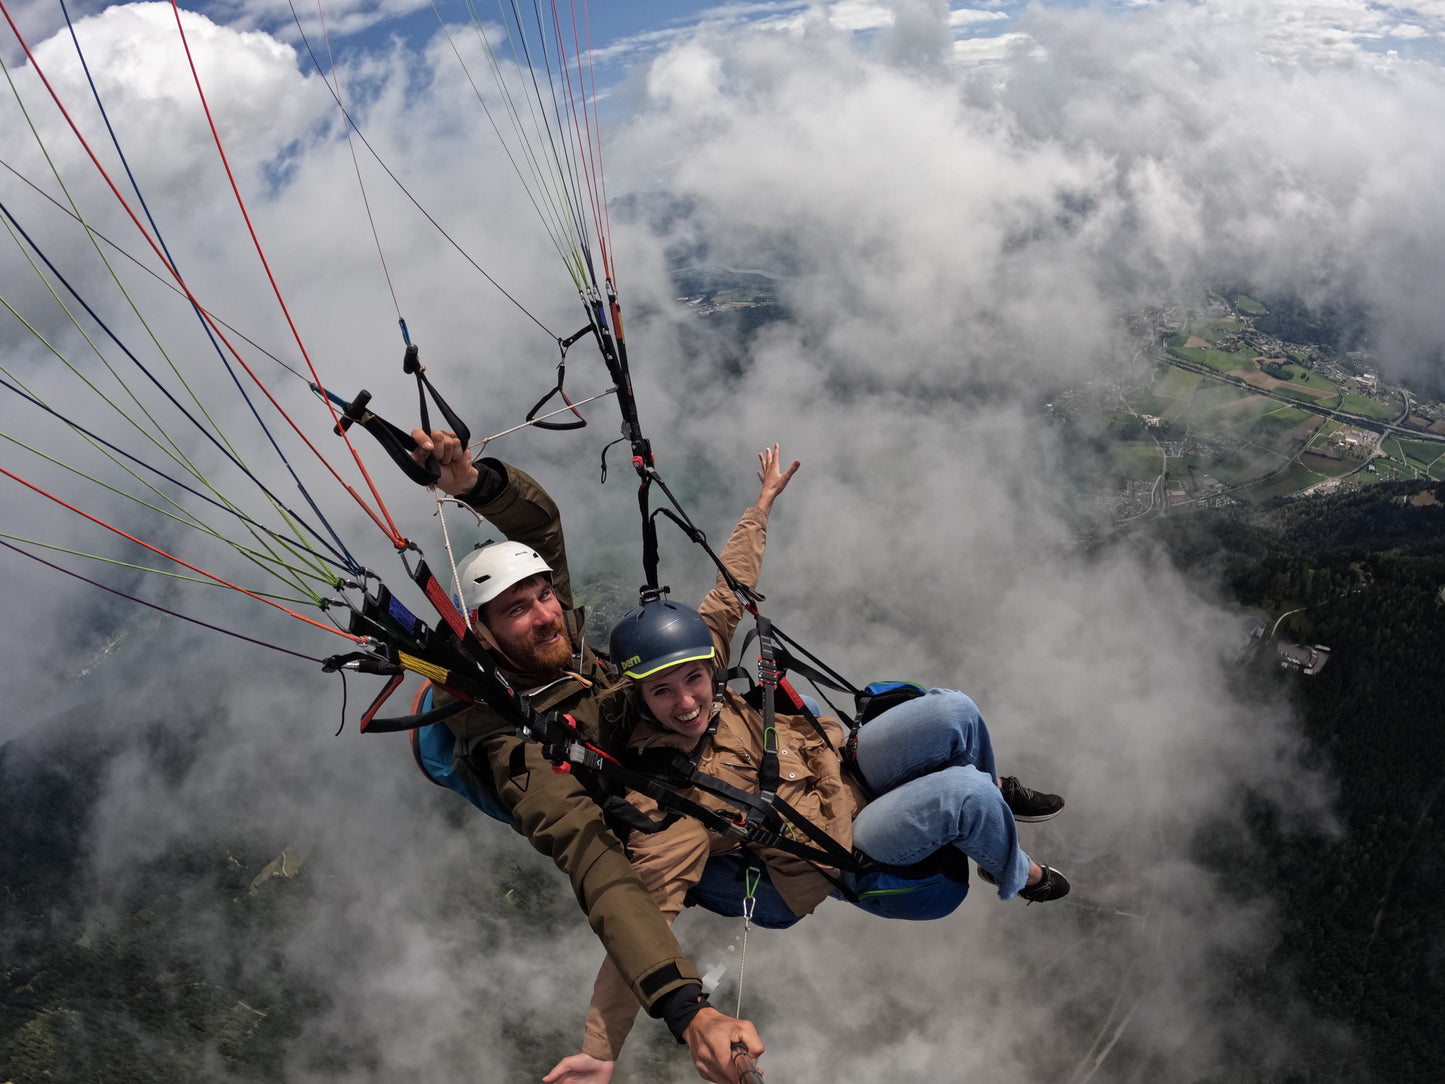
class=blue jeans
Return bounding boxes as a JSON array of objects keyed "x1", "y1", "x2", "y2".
[
  {"x1": 689, "y1": 849, "x2": 970, "y2": 925},
  {"x1": 844, "y1": 689, "x2": 1033, "y2": 901}
]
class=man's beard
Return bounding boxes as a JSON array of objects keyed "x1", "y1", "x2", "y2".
[{"x1": 495, "y1": 616, "x2": 573, "y2": 676}]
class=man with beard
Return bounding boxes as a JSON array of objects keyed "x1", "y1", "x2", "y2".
[{"x1": 410, "y1": 429, "x2": 763, "y2": 1084}]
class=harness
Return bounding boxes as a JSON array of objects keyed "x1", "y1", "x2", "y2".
[{"x1": 318, "y1": 332, "x2": 959, "y2": 899}]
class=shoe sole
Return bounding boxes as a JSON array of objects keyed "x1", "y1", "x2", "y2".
[
  {"x1": 1011, "y1": 808, "x2": 1063, "y2": 823},
  {"x1": 1011, "y1": 803, "x2": 1069, "y2": 826}
]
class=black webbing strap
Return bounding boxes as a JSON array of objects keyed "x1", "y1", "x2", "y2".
[
  {"x1": 604, "y1": 716, "x2": 864, "y2": 873},
  {"x1": 355, "y1": 692, "x2": 470, "y2": 734},
  {"x1": 755, "y1": 615, "x2": 781, "y2": 809},
  {"x1": 319, "y1": 340, "x2": 472, "y2": 489},
  {"x1": 402, "y1": 342, "x2": 471, "y2": 448},
  {"x1": 586, "y1": 746, "x2": 866, "y2": 872},
  {"x1": 526, "y1": 330, "x2": 589, "y2": 430},
  {"x1": 328, "y1": 388, "x2": 439, "y2": 486}
]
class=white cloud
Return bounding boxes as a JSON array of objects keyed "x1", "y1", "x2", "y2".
[
  {"x1": 951, "y1": 25, "x2": 1028, "y2": 62},
  {"x1": 825, "y1": 0, "x2": 897, "y2": 32},
  {"x1": 1386, "y1": 23, "x2": 1432, "y2": 41},
  {"x1": 7, "y1": 1, "x2": 1440, "y2": 1079},
  {"x1": 949, "y1": 6, "x2": 1009, "y2": 27}
]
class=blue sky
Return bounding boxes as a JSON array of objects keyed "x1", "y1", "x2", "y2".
[
  {"x1": 206, "y1": 0, "x2": 1445, "y2": 76},
  {"x1": 10, "y1": 2, "x2": 1445, "y2": 83}
]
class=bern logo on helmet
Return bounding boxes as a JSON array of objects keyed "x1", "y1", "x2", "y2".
[{"x1": 619, "y1": 654, "x2": 641, "y2": 671}]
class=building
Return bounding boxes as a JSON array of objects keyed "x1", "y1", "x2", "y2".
[{"x1": 1277, "y1": 642, "x2": 1332, "y2": 676}]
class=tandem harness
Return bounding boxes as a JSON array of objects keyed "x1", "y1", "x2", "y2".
[
  {"x1": 319, "y1": 360, "x2": 961, "y2": 896},
  {"x1": 589, "y1": 608, "x2": 964, "y2": 897}
]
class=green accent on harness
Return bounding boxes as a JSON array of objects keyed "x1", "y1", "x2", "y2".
[{"x1": 857, "y1": 883, "x2": 935, "y2": 899}]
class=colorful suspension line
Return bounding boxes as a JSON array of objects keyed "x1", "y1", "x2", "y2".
[
  {"x1": 308, "y1": 0, "x2": 403, "y2": 324},
  {"x1": 0, "y1": 199, "x2": 359, "y2": 578},
  {"x1": 52, "y1": 0, "x2": 365, "y2": 574},
  {"x1": 0, "y1": 537, "x2": 328, "y2": 664},
  {"x1": 0, "y1": 153, "x2": 327, "y2": 387},
  {"x1": 285, "y1": 1, "x2": 561, "y2": 340},
  {"x1": 0, "y1": 462, "x2": 366, "y2": 644},
  {"x1": 447, "y1": 0, "x2": 589, "y2": 288},
  {"x1": 163, "y1": 0, "x2": 407, "y2": 548},
  {"x1": 0, "y1": 373, "x2": 354, "y2": 590},
  {"x1": 0, "y1": 532, "x2": 322, "y2": 608},
  {"x1": 0, "y1": 0, "x2": 406, "y2": 550},
  {"x1": 547, "y1": 0, "x2": 616, "y2": 288}
]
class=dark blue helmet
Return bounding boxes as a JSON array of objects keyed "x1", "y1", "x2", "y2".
[{"x1": 609, "y1": 599, "x2": 716, "y2": 680}]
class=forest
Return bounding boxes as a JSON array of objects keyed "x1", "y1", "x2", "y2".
[{"x1": 1139, "y1": 480, "x2": 1445, "y2": 1082}]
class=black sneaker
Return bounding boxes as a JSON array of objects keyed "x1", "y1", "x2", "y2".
[
  {"x1": 1001, "y1": 776, "x2": 1064, "y2": 822},
  {"x1": 974, "y1": 864, "x2": 1070, "y2": 904},
  {"x1": 1018, "y1": 865, "x2": 1070, "y2": 904}
]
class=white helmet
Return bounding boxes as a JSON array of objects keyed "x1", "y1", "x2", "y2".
[{"x1": 456, "y1": 540, "x2": 552, "y2": 617}]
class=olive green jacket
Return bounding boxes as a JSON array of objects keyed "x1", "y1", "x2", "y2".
[{"x1": 446, "y1": 460, "x2": 702, "y2": 1016}]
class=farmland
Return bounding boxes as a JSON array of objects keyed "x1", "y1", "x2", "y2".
[{"x1": 1058, "y1": 299, "x2": 1445, "y2": 519}]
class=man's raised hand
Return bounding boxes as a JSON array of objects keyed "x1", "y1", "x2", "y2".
[{"x1": 409, "y1": 428, "x2": 479, "y2": 497}]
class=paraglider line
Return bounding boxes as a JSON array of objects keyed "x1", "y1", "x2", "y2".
[
  {"x1": 0, "y1": 1, "x2": 401, "y2": 549},
  {"x1": 54, "y1": 0, "x2": 365, "y2": 572},
  {"x1": 0, "y1": 156, "x2": 306, "y2": 383},
  {"x1": 0, "y1": 373, "x2": 355, "y2": 574},
  {"x1": 0, "y1": 537, "x2": 326, "y2": 664},
  {"x1": 0, "y1": 463, "x2": 365, "y2": 642},
  {"x1": 0, "y1": 197, "x2": 361, "y2": 571},
  {"x1": 163, "y1": 0, "x2": 406, "y2": 547},
  {"x1": 306, "y1": 0, "x2": 402, "y2": 322},
  {"x1": 286, "y1": 3, "x2": 559, "y2": 339}
]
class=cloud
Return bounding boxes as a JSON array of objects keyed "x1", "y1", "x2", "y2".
[{"x1": 6, "y1": 1, "x2": 1436, "y2": 1080}]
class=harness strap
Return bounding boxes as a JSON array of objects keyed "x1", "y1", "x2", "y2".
[
  {"x1": 525, "y1": 332, "x2": 589, "y2": 430},
  {"x1": 755, "y1": 615, "x2": 781, "y2": 810},
  {"x1": 401, "y1": 341, "x2": 471, "y2": 447}
]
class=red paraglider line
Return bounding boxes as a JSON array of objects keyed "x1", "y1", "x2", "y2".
[
  {"x1": 0, "y1": 463, "x2": 366, "y2": 642},
  {"x1": 0, "y1": 0, "x2": 407, "y2": 549}
]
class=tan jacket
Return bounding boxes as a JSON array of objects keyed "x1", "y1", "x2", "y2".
[
  {"x1": 581, "y1": 504, "x2": 866, "y2": 1059},
  {"x1": 443, "y1": 461, "x2": 703, "y2": 1019}
]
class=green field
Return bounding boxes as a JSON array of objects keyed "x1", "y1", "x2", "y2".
[
  {"x1": 1273, "y1": 384, "x2": 1332, "y2": 405},
  {"x1": 1240, "y1": 408, "x2": 1312, "y2": 444},
  {"x1": 1338, "y1": 392, "x2": 1399, "y2": 420},
  {"x1": 1126, "y1": 393, "x2": 1176, "y2": 417},
  {"x1": 1234, "y1": 294, "x2": 1268, "y2": 315},
  {"x1": 1212, "y1": 450, "x2": 1278, "y2": 487},
  {"x1": 1191, "y1": 318, "x2": 1241, "y2": 341},
  {"x1": 1381, "y1": 437, "x2": 1445, "y2": 479},
  {"x1": 1292, "y1": 370, "x2": 1337, "y2": 393},
  {"x1": 1268, "y1": 405, "x2": 1312, "y2": 426},
  {"x1": 1168, "y1": 343, "x2": 1247, "y2": 373},
  {"x1": 1241, "y1": 465, "x2": 1328, "y2": 502},
  {"x1": 1206, "y1": 398, "x2": 1285, "y2": 430},
  {"x1": 1299, "y1": 452, "x2": 1360, "y2": 479},
  {"x1": 1110, "y1": 443, "x2": 1164, "y2": 481},
  {"x1": 1155, "y1": 367, "x2": 1202, "y2": 399},
  {"x1": 1394, "y1": 437, "x2": 1445, "y2": 466},
  {"x1": 1192, "y1": 382, "x2": 1251, "y2": 404}
]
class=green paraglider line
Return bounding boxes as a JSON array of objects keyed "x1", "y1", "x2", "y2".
[{"x1": 0, "y1": 537, "x2": 326, "y2": 664}]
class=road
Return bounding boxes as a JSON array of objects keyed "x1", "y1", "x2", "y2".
[{"x1": 1151, "y1": 348, "x2": 1445, "y2": 444}]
